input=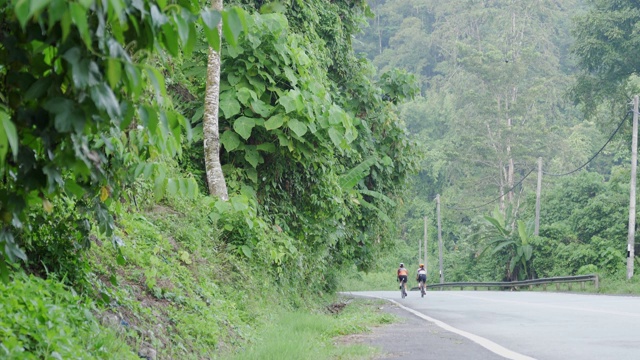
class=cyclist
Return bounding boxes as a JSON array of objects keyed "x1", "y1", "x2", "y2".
[
  {"x1": 416, "y1": 264, "x2": 427, "y2": 294},
  {"x1": 397, "y1": 263, "x2": 408, "y2": 296}
]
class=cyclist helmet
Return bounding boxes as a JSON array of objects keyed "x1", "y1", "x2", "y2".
[
  {"x1": 399, "y1": 263, "x2": 404, "y2": 267},
  {"x1": 419, "y1": 264, "x2": 424, "y2": 268}
]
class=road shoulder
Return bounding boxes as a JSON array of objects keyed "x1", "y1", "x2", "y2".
[{"x1": 337, "y1": 298, "x2": 507, "y2": 360}]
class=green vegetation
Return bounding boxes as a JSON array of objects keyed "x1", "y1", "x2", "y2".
[
  {"x1": 0, "y1": 0, "x2": 414, "y2": 357},
  {"x1": 353, "y1": 0, "x2": 640, "y2": 291},
  {"x1": 5, "y1": 0, "x2": 640, "y2": 358},
  {"x1": 0, "y1": 273, "x2": 136, "y2": 359},
  {"x1": 231, "y1": 298, "x2": 394, "y2": 360}
]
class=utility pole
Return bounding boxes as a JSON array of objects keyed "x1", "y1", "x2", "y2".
[
  {"x1": 424, "y1": 216, "x2": 428, "y2": 267},
  {"x1": 535, "y1": 157, "x2": 542, "y2": 236},
  {"x1": 627, "y1": 95, "x2": 638, "y2": 280},
  {"x1": 418, "y1": 227, "x2": 421, "y2": 265},
  {"x1": 436, "y1": 194, "x2": 444, "y2": 284}
]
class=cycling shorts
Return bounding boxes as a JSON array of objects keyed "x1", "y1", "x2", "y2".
[
  {"x1": 398, "y1": 275, "x2": 408, "y2": 283},
  {"x1": 417, "y1": 274, "x2": 427, "y2": 283}
]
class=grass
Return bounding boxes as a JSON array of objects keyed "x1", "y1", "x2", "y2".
[
  {"x1": 84, "y1": 202, "x2": 281, "y2": 359},
  {"x1": 596, "y1": 273, "x2": 640, "y2": 295},
  {"x1": 228, "y1": 298, "x2": 396, "y2": 360}
]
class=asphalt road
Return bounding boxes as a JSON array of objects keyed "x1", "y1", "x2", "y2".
[{"x1": 344, "y1": 290, "x2": 640, "y2": 360}]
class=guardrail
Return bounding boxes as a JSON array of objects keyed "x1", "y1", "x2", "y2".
[{"x1": 421, "y1": 274, "x2": 599, "y2": 291}]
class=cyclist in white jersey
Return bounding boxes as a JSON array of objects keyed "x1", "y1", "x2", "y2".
[{"x1": 416, "y1": 264, "x2": 427, "y2": 289}]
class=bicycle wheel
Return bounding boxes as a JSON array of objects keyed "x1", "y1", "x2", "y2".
[
  {"x1": 401, "y1": 282, "x2": 406, "y2": 299},
  {"x1": 421, "y1": 283, "x2": 424, "y2": 298}
]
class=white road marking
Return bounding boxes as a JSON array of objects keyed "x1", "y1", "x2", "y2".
[{"x1": 362, "y1": 294, "x2": 537, "y2": 360}]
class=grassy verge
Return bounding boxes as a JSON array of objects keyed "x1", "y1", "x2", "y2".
[
  {"x1": 596, "y1": 273, "x2": 640, "y2": 294},
  {"x1": 84, "y1": 201, "x2": 288, "y2": 359},
  {"x1": 228, "y1": 297, "x2": 397, "y2": 360}
]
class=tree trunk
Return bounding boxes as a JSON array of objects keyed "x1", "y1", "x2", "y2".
[{"x1": 203, "y1": 0, "x2": 229, "y2": 200}]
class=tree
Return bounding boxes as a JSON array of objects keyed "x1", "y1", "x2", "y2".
[
  {"x1": 572, "y1": 0, "x2": 640, "y2": 109},
  {"x1": 0, "y1": 0, "x2": 244, "y2": 280},
  {"x1": 203, "y1": 0, "x2": 229, "y2": 200}
]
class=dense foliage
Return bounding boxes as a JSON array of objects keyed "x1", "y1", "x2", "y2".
[
  {"x1": 0, "y1": 0, "x2": 420, "y2": 357},
  {"x1": 353, "y1": 0, "x2": 640, "y2": 284},
  {"x1": 174, "y1": 0, "x2": 420, "y2": 282},
  {"x1": 0, "y1": 0, "x2": 247, "y2": 280}
]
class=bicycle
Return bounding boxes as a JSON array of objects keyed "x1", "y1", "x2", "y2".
[
  {"x1": 400, "y1": 279, "x2": 408, "y2": 298},
  {"x1": 418, "y1": 280, "x2": 426, "y2": 298}
]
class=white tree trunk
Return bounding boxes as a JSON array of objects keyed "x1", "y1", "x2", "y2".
[{"x1": 203, "y1": 0, "x2": 228, "y2": 200}]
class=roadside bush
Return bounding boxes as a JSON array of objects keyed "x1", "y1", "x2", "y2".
[
  {"x1": 17, "y1": 196, "x2": 93, "y2": 288},
  {"x1": 0, "y1": 273, "x2": 136, "y2": 359}
]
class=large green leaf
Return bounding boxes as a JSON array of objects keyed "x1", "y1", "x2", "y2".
[
  {"x1": 241, "y1": 245, "x2": 252, "y2": 258},
  {"x1": 201, "y1": 8, "x2": 221, "y2": 30},
  {"x1": 219, "y1": 96, "x2": 241, "y2": 118},
  {"x1": 359, "y1": 189, "x2": 396, "y2": 206},
  {"x1": 220, "y1": 130, "x2": 242, "y2": 151},
  {"x1": 25, "y1": 77, "x2": 54, "y2": 100},
  {"x1": 251, "y1": 99, "x2": 272, "y2": 117},
  {"x1": 90, "y1": 83, "x2": 121, "y2": 118},
  {"x1": 200, "y1": 9, "x2": 222, "y2": 51},
  {"x1": 0, "y1": 109, "x2": 18, "y2": 162},
  {"x1": 287, "y1": 118, "x2": 307, "y2": 137},
  {"x1": 231, "y1": 194, "x2": 249, "y2": 211},
  {"x1": 523, "y1": 244, "x2": 533, "y2": 261},
  {"x1": 256, "y1": 142, "x2": 276, "y2": 152},
  {"x1": 517, "y1": 220, "x2": 528, "y2": 245},
  {"x1": 491, "y1": 240, "x2": 515, "y2": 255},
  {"x1": 328, "y1": 127, "x2": 344, "y2": 148},
  {"x1": 264, "y1": 114, "x2": 285, "y2": 130},
  {"x1": 69, "y1": 3, "x2": 91, "y2": 47},
  {"x1": 278, "y1": 90, "x2": 303, "y2": 113},
  {"x1": 43, "y1": 98, "x2": 85, "y2": 133},
  {"x1": 161, "y1": 23, "x2": 179, "y2": 57},
  {"x1": 484, "y1": 216, "x2": 509, "y2": 237},
  {"x1": 173, "y1": 10, "x2": 190, "y2": 45},
  {"x1": 107, "y1": 59, "x2": 122, "y2": 88},
  {"x1": 244, "y1": 147, "x2": 261, "y2": 168},
  {"x1": 237, "y1": 87, "x2": 257, "y2": 105},
  {"x1": 233, "y1": 116, "x2": 256, "y2": 140},
  {"x1": 221, "y1": 8, "x2": 245, "y2": 47},
  {"x1": 339, "y1": 157, "x2": 377, "y2": 190}
]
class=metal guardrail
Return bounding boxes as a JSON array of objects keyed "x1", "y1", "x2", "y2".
[{"x1": 421, "y1": 274, "x2": 599, "y2": 291}]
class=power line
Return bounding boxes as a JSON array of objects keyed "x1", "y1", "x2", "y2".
[
  {"x1": 445, "y1": 167, "x2": 537, "y2": 211},
  {"x1": 542, "y1": 111, "x2": 631, "y2": 177},
  {"x1": 442, "y1": 110, "x2": 631, "y2": 211}
]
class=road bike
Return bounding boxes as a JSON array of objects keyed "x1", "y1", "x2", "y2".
[
  {"x1": 400, "y1": 279, "x2": 408, "y2": 298},
  {"x1": 418, "y1": 280, "x2": 426, "y2": 298}
]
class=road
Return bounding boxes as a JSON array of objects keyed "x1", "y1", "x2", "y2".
[{"x1": 345, "y1": 290, "x2": 640, "y2": 360}]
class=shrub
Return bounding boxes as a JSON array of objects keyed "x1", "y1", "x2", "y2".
[{"x1": 0, "y1": 273, "x2": 136, "y2": 359}]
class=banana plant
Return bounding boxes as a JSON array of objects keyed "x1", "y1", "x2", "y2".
[{"x1": 478, "y1": 207, "x2": 535, "y2": 281}]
